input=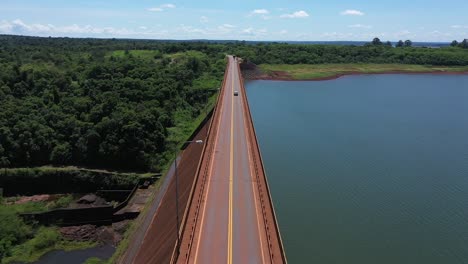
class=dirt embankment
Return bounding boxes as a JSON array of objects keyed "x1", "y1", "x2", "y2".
[
  {"x1": 60, "y1": 220, "x2": 131, "y2": 245},
  {"x1": 240, "y1": 61, "x2": 283, "y2": 80},
  {"x1": 240, "y1": 61, "x2": 468, "y2": 81}
]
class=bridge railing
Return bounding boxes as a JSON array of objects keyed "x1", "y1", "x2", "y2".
[
  {"x1": 236, "y1": 60, "x2": 288, "y2": 263},
  {"x1": 171, "y1": 56, "x2": 230, "y2": 263}
]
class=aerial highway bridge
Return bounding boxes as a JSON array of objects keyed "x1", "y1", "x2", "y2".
[{"x1": 121, "y1": 56, "x2": 286, "y2": 264}]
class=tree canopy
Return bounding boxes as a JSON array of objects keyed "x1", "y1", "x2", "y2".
[
  {"x1": 1, "y1": 35, "x2": 468, "y2": 171},
  {"x1": 0, "y1": 35, "x2": 225, "y2": 171}
]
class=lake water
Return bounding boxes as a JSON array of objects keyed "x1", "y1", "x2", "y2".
[
  {"x1": 31, "y1": 244, "x2": 114, "y2": 264},
  {"x1": 246, "y1": 75, "x2": 468, "y2": 264}
]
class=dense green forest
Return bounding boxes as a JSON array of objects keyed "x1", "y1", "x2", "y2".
[
  {"x1": 235, "y1": 38, "x2": 468, "y2": 65},
  {"x1": 0, "y1": 35, "x2": 226, "y2": 171},
  {"x1": 1, "y1": 35, "x2": 468, "y2": 172}
]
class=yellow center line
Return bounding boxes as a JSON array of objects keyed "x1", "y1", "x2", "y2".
[{"x1": 227, "y1": 58, "x2": 234, "y2": 264}]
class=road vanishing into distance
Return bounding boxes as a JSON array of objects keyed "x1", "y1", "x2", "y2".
[
  {"x1": 177, "y1": 56, "x2": 286, "y2": 263},
  {"x1": 120, "y1": 56, "x2": 285, "y2": 264}
]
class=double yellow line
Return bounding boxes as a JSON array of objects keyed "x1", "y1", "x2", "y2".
[{"x1": 227, "y1": 59, "x2": 234, "y2": 264}]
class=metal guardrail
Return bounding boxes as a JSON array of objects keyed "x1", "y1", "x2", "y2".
[
  {"x1": 236, "y1": 60, "x2": 288, "y2": 263},
  {"x1": 173, "y1": 57, "x2": 287, "y2": 263},
  {"x1": 171, "y1": 57, "x2": 229, "y2": 263}
]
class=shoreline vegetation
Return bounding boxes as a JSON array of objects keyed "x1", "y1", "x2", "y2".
[{"x1": 249, "y1": 64, "x2": 468, "y2": 81}]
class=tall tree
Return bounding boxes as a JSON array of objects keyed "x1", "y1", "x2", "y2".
[
  {"x1": 372, "y1": 37, "x2": 382, "y2": 46},
  {"x1": 50, "y1": 143, "x2": 72, "y2": 165},
  {"x1": 461, "y1": 39, "x2": 468, "y2": 49},
  {"x1": 451, "y1": 40, "x2": 459, "y2": 47},
  {"x1": 404, "y1": 40, "x2": 413, "y2": 47},
  {"x1": 396, "y1": 40, "x2": 404, "y2": 47}
]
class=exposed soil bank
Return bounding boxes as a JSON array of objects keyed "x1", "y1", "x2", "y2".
[
  {"x1": 60, "y1": 220, "x2": 130, "y2": 245},
  {"x1": 241, "y1": 61, "x2": 468, "y2": 81}
]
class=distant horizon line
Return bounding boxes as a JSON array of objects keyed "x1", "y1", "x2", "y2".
[{"x1": 0, "y1": 34, "x2": 456, "y2": 44}]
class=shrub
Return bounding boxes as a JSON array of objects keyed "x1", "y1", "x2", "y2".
[{"x1": 0, "y1": 207, "x2": 32, "y2": 259}]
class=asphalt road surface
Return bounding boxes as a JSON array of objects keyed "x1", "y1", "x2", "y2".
[{"x1": 178, "y1": 56, "x2": 271, "y2": 263}]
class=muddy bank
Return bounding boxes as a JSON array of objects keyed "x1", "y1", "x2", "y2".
[{"x1": 240, "y1": 61, "x2": 468, "y2": 81}]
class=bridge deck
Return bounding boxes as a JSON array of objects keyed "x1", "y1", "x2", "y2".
[{"x1": 177, "y1": 56, "x2": 286, "y2": 263}]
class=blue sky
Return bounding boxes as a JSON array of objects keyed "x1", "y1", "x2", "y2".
[{"x1": 1, "y1": 0, "x2": 467, "y2": 41}]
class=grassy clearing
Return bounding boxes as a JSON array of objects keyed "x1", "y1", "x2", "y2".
[
  {"x1": 84, "y1": 257, "x2": 107, "y2": 264},
  {"x1": 167, "y1": 93, "x2": 217, "y2": 149},
  {"x1": 108, "y1": 50, "x2": 162, "y2": 60},
  {"x1": 167, "y1": 50, "x2": 206, "y2": 60},
  {"x1": 2, "y1": 194, "x2": 74, "y2": 213},
  {"x1": 260, "y1": 64, "x2": 468, "y2": 80}
]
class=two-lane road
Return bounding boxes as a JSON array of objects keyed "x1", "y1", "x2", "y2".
[{"x1": 178, "y1": 56, "x2": 269, "y2": 263}]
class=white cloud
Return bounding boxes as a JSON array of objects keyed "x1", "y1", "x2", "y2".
[
  {"x1": 241, "y1": 27, "x2": 267, "y2": 37},
  {"x1": 242, "y1": 27, "x2": 254, "y2": 34},
  {"x1": 200, "y1": 16, "x2": 209, "y2": 23},
  {"x1": 222, "y1": 24, "x2": 235, "y2": 28},
  {"x1": 148, "y1": 3, "x2": 176, "y2": 12},
  {"x1": 178, "y1": 24, "x2": 206, "y2": 34},
  {"x1": 0, "y1": 19, "x2": 170, "y2": 38},
  {"x1": 161, "y1": 4, "x2": 176, "y2": 9},
  {"x1": 250, "y1": 9, "x2": 271, "y2": 20},
  {"x1": 279, "y1": 30, "x2": 288, "y2": 34},
  {"x1": 252, "y1": 9, "x2": 269, "y2": 15},
  {"x1": 341, "y1": 10, "x2": 364, "y2": 16},
  {"x1": 280, "y1": 10, "x2": 309, "y2": 19},
  {"x1": 348, "y1": 24, "x2": 372, "y2": 29},
  {"x1": 451, "y1": 25, "x2": 468, "y2": 29}
]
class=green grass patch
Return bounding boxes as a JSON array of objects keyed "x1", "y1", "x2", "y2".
[
  {"x1": 192, "y1": 73, "x2": 222, "y2": 90},
  {"x1": 108, "y1": 50, "x2": 162, "y2": 60},
  {"x1": 163, "y1": 91, "x2": 218, "y2": 172},
  {"x1": 167, "y1": 50, "x2": 206, "y2": 60},
  {"x1": 2, "y1": 200, "x2": 49, "y2": 213},
  {"x1": 260, "y1": 63, "x2": 468, "y2": 80},
  {"x1": 84, "y1": 257, "x2": 107, "y2": 264}
]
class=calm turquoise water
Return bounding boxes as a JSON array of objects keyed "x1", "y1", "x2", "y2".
[{"x1": 246, "y1": 75, "x2": 468, "y2": 264}]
